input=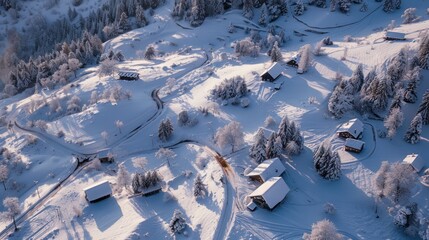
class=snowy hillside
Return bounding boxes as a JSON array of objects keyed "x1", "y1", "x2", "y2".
[{"x1": 1, "y1": 0, "x2": 429, "y2": 239}]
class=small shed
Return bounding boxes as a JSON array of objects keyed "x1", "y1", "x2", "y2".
[
  {"x1": 247, "y1": 201, "x2": 257, "y2": 211},
  {"x1": 403, "y1": 154, "x2": 424, "y2": 172},
  {"x1": 249, "y1": 177, "x2": 290, "y2": 210},
  {"x1": 98, "y1": 149, "x2": 114, "y2": 163},
  {"x1": 385, "y1": 31, "x2": 406, "y2": 41},
  {"x1": 337, "y1": 118, "x2": 364, "y2": 139},
  {"x1": 286, "y1": 55, "x2": 300, "y2": 68},
  {"x1": 261, "y1": 62, "x2": 284, "y2": 82},
  {"x1": 118, "y1": 71, "x2": 140, "y2": 80},
  {"x1": 83, "y1": 180, "x2": 112, "y2": 203},
  {"x1": 344, "y1": 138, "x2": 365, "y2": 153},
  {"x1": 246, "y1": 158, "x2": 286, "y2": 183}
]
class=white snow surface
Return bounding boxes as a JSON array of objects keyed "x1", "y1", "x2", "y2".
[{"x1": 1, "y1": 0, "x2": 429, "y2": 239}]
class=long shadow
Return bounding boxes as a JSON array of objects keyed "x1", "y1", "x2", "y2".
[{"x1": 82, "y1": 197, "x2": 123, "y2": 232}]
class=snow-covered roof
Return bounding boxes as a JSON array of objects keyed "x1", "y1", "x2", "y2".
[
  {"x1": 337, "y1": 118, "x2": 364, "y2": 138},
  {"x1": 118, "y1": 71, "x2": 139, "y2": 79},
  {"x1": 249, "y1": 177, "x2": 290, "y2": 209},
  {"x1": 83, "y1": 180, "x2": 112, "y2": 202},
  {"x1": 98, "y1": 149, "x2": 110, "y2": 158},
  {"x1": 246, "y1": 158, "x2": 286, "y2": 182},
  {"x1": 385, "y1": 31, "x2": 406, "y2": 40},
  {"x1": 403, "y1": 154, "x2": 424, "y2": 172},
  {"x1": 247, "y1": 201, "x2": 257, "y2": 211},
  {"x1": 345, "y1": 138, "x2": 365, "y2": 150},
  {"x1": 261, "y1": 62, "x2": 284, "y2": 79}
]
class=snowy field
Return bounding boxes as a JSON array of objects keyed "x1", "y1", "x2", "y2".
[{"x1": 1, "y1": 0, "x2": 429, "y2": 239}]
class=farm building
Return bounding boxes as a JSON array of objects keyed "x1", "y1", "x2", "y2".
[
  {"x1": 384, "y1": 31, "x2": 406, "y2": 41},
  {"x1": 141, "y1": 184, "x2": 162, "y2": 197},
  {"x1": 286, "y1": 55, "x2": 300, "y2": 68},
  {"x1": 118, "y1": 71, "x2": 140, "y2": 80},
  {"x1": 98, "y1": 149, "x2": 114, "y2": 163},
  {"x1": 246, "y1": 158, "x2": 286, "y2": 183},
  {"x1": 403, "y1": 154, "x2": 425, "y2": 172},
  {"x1": 83, "y1": 180, "x2": 113, "y2": 203},
  {"x1": 337, "y1": 118, "x2": 364, "y2": 139},
  {"x1": 249, "y1": 177, "x2": 290, "y2": 210},
  {"x1": 344, "y1": 138, "x2": 365, "y2": 153},
  {"x1": 261, "y1": 62, "x2": 284, "y2": 82}
]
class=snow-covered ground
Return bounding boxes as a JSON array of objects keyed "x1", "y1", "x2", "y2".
[{"x1": 1, "y1": 0, "x2": 429, "y2": 239}]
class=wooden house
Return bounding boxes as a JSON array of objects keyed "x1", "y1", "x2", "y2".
[
  {"x1": 286, "y1": 54, "x2": 300, "y2": 68},
  {"x1": 246, "y1": 158, "x2": 286, "y2": 183},
  {"x1": 261, "y1": 62, "x2": 284, "y2": 82},
  {"x1": 83, "y1": 180, "x2": 112, "y2": 203},
  {"x1": 344, "y1": 138, "x2": 365, "y2": 153},
  {"x1": 337, "y1": 118, "x2": 364, "y2": 139},
  {"x1": 384, "y1": 31, "x2": 406, "y2": 41},
  {"x1": 249, "y1": 177, "x2": 290, "y2": 210},
  {"x1": 118, "y1": 71, "x2": 139, "y2": 80},
  {"x1": 403, "y1": 154, "x2": 425, "y2": 172}
]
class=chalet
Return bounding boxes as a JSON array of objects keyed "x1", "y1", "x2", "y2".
[
  {"x1": 286, "y1": 54, "x2": 300, "y2": 68},
  {"x1": 384, "y1": 31, "x2": 406, "y2": 41},
  {"x1": 403, "y1": 154, "x2": 425, "y2": 172},
  {"x1": 344, "y1": 138, "x2": 365, "y2": 153},
  {"x1": 249, "y1": 177, "x2": 290, "y2": 210},
  {"x1": 118, "y1": 71, "x2": 140, "y2": 81},
  {"x1": 246, "y1": 158, "x2": 286, "y2": 183},
  {"x1": 98, "y1": 149, "x2": 114, "y2": 163},
  {"x1": 337, "y1": 118, "x2": 364, "y2": 139},
  {"x1": 83, "y1": 180, "x2": 113, "y2": 203},
  {"x1": 261, "y1": 62, "x2": 284, "y2": 82}
]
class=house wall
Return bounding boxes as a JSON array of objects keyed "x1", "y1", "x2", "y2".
[
  {"x1": 345, "y1": 146, "x2": 362, "y2": 153},
  {"x1": 250, "y1": 175, "x2": 264, "y2": 183}
]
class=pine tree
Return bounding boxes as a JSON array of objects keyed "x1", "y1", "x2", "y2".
[
  {"x1": 194, "y1": 174, "x2": 206, "y2": 198},
  {"x1": 389, "y1": 91, "x2": 403, "y2": 113},
  {"x1": 371, "y1": 79, "x2": 389, "y2": 113},
  {"x1": 158, "y1": 118, "x2": 174, "y2": 142},
  {"x1": 338, "y1": 0, "x2": 351, "y2": 13},
  {"x1": 294, "y1": 0, "x2": 305, "y2": 16},
  {"x1": 349, "y1": 64, "x2": 364, "y2": 94},
  {"x1": 403, "y1": 77, "x2": 418, "y2": 103},
  {"x1": 404, "y1": 113, "x2": 422, "y2": 144},
  {"x1": 330, "y1": 0, "x2": 337, "y2": 11},
  {"x1": 132, "y1": 173, "x2": 141, "y2": 193},
  {"x1": 259, "y1": 4, "x2": 268, "y2": 26},
  {"x1": 249, "y1": 129, "x2": 267, "y2": 163},
  {"x1": 266, "y1": 132, "x2": 280, "y2": 159},
  {"x1": 417, "y1": 91, "x2": 429, "y2": 125},
  {"x1": 383, "y1": 0, "x2": 394, "y2": 13},
  {"x1": 278, "y1": 115, "x2": 290, "y2": 148},
  {"x1": 418, "y1": 32, "x2": 429, "y2": 69},
  {"x1": 242, "y1": 0, "x2": 254, "y2": 19},
  {"x1": 117, "y1": 12, "x2": 130, "y2": 33},
  {"x1": 136, "y1": 5, "x2": 147, "y2": 27},
  {"x1": 190, "y1": 0, "x2": 206, "y2": 27},
  {"x1": 384, "y1": 107, "x2": 404, "y2": 138},
  {"x1": 169, "y1": 209, "x2": 187, "y2": 234},
  {"x1": 360, "y1": 1, "x2": 368, "y2": 12},
  {"x1": 314, "y1": 141, "x2": 341, "y2": 180},
  {"x1": 144, "y1": 45, "x2": 156, "y2": 60},
  {"x1": 270, "y1": 41, "x2": 283, "y2": 62}
]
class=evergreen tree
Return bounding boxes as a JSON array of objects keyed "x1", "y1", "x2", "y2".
[
  {"x1": 169, "y1": 210, "x2": 187, "y2": 234},
  {"x1": 314, "y1": 142, "x2": 341, "y2": 180},
  {"x1": 242, "y1": 0, "x2": 254, "y2": 19},
  {"x1": 349, "y1": 64, "x2": 364, "y2": 94},
  {"x1": 132, "y1": 173, "x2": 141, "y2": 193},
  {"x1": 270, "y1": 41, "x2": 283, "y2": 62},
  {"x1": 249, "y1": 129, "x2": 267, "y2": 163},
  {"x1": 259, "y1": 4, "x2": 268, "y2": 26},
  {"x1": 158, "y1": 118, "x2": 174, "y2": 142},
  {"x1": 360, "y1": 1, "x2": 368, "y2": 12},
  {"x1": 384, "y1": 107, "x2": 404, "y2": 138},
  {"x1": 360, "y1": 67, "x2": 377, "y2": 96},
  {"x1": 387, "y1": 48, "x2": 407, "y2": 84},
  {"x1": 190, "y1": 0, "x2": 206, "y2": 27},
  {"x1": 389, "y1": 91, "x2": 403, "y2": 113},
  {"x1": 404, "y1": 113, "x2": 422, "y2": 144},
  {"x1": 403, "y1": 77, "x2": 418, "y2": 103},
  {"x1": 118, "y1": 12, "x2": 130, "y2": 33},
  {"x1": 136, "y1": 5, "x2": 147, "y2": 27},
  {"x1": 266, "y1": 132, "x2": 280, "y2": 159},
  {"x1": 194, "y1": 174, "x2": 206, "y2": 198},
  {"x1": 309, "y1": 0, "x2": 326, "y2": 8},
  {"x1": 383, "y1": 0, "x2": 394, "y2": 13},
  {"x1": 338, "y1": 0, "x2": 351, "y2": 13},
  {"x1": 144, "y1": 45, "x2": 156, "y2": 60},
  {"x1": 294, "y1": 0, "x2": 305, "y2": 16},
  {"x1": 278, "y1": 115, "x2": 290, "y2": 148},
  {"x1": 418, "y1": 32, "x2": 429, "y2": 70},
  {"x1": 330, "y1": 0, "x2": 337, "y2": 11},
  {"x1": 417, "y1": 91, "x2": 429, "y2": 125}
]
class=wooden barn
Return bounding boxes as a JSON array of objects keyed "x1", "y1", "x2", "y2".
[
  {"x1": 337, "y1": 118, "x2": 364, "y2": 139},
  {"x1": 384, "y1": 31, "x2": 406, "y2": 41},
  {"x1": 344, "y1": 138, "x2": 365, "y2": 153},
  {"x1": 246, "y1": 158, "x2": 286, "y2": 183},
  {"x1": 403, "y1": 154, "x2": 425, "y2": 172},
  {"x1": 83, "y1": 180, "x2": 113, "y2": 203},
  {"x1": 98, "y1": 149, "x2": 114, "y2": 163},
  {"x1": 118, "y1": 71, "x2": 140, "y2": 80},
  {"x1": 249, "y1": 177, "x2": 290, "y2": 210},
  {"x1": 261, "y1": 62, "x2": 284, "y2": 82},
  {"x1": 286, "y1": 54, "x2": 300, "y2": 68}
]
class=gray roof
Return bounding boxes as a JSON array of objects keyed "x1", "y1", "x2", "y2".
[{"x1": 118, "y1": 71, "x2": 139, "y2": 79}]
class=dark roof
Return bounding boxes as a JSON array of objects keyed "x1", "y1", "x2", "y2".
[{"x1": 118, "y1": 71, "x2": 139, "y2": 79}]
